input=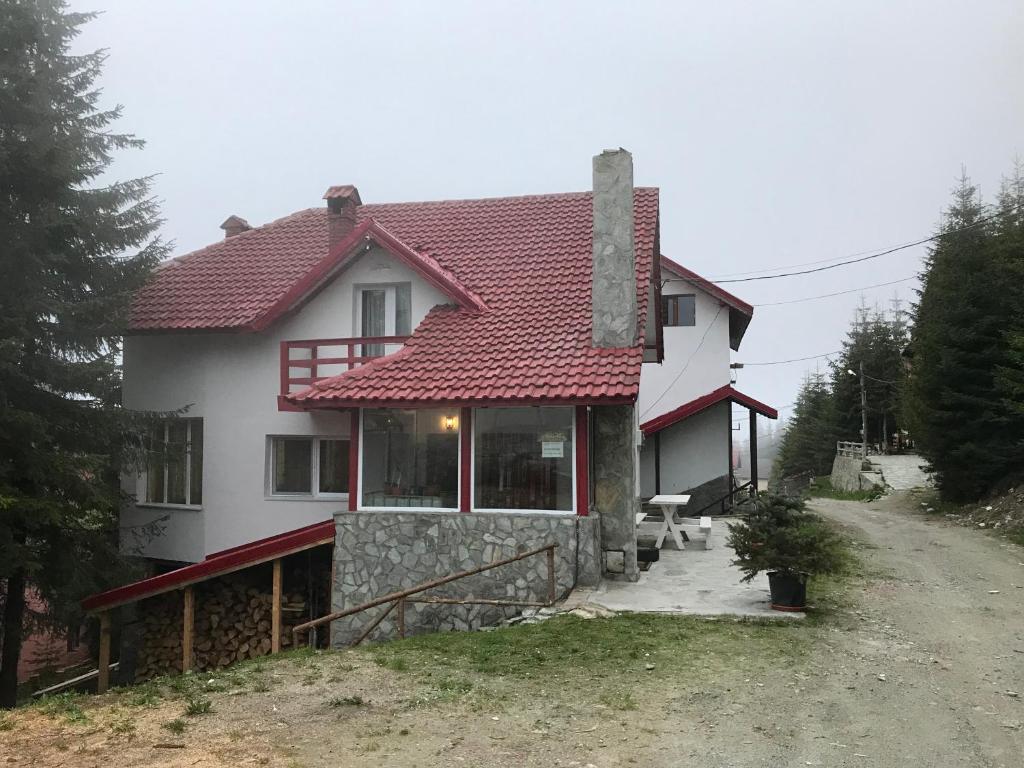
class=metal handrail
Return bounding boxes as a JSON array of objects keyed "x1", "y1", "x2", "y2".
[
  {"x1": 292, "y1": 542, "x2": 558, "y2": 648},
  {"x1": 682, "y1": 480, "x2": 755, "y2": 518}
]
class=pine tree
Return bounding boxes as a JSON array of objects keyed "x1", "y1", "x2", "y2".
[
  {"x1": 903, "y1": 169, "x2": 1024, "y2": 501},
  {"x1": 829, "y1": 305, "x2": 908, "y2": 450},
  {"x1": 774, "y1": 373, "x2": 839, "y2": 481},
  {"x1": 0, "y1": 1, "x2": 165, "y2": 706}
]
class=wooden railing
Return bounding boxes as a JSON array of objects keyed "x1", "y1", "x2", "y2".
[
  {"x1": 279, "y1": 335, "x2": 409, "y2": 399},
  {"x1": 292, "y1": 543, "x2": 558, "y2": 648}
]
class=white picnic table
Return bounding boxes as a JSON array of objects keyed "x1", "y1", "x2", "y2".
[{"x1": 637, "y1": 494, "x2": 713, "y2": 550}]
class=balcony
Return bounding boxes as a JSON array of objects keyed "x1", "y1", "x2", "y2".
[{"x1": 278, "y1": 335, "x2": 408, "y2": 409}]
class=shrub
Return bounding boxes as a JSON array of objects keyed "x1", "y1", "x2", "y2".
[{"x1": 727, "y1": 493, "x2": 848, "y2": 582}]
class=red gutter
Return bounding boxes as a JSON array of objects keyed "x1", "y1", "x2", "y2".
[
  {"x1": 641, "y1": 385, "x2": 777, "y2": 437},
  {"x1": 290, "y1": 394, "x2": 637, "y2": 410},
  {"x1": 81, "y1": 520, "x2": 335, "y2": 613}
]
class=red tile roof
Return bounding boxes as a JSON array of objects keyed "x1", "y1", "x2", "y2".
[
  {"x1": 133, "y1": 188, "x2": 660, "y2": 406},
  {"x1": 81, "y1": 521, "x2": 335, "y2": 612},
  {"x1": 640, "y1": 384, "x2": 777, "y2": 436}
]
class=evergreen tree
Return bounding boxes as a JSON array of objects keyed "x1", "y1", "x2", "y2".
[
  {"x1": 0, "y1": 1, "x2": 165, "y2": 706},
  {"x1": 903, "y1": 169, "x2": 1024, "y2": 501},
  {"x1": 774, "y1": 373, "x2": 838, "y2": 481},
  {"x1": 829, "y1": 305, "x2": 908, "y2": 450}
]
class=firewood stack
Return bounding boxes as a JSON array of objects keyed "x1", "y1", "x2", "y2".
[{"x1": 134, "y1": 574, "x2": 310, "y2": 681}]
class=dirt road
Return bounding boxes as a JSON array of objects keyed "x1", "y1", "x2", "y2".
[
  {"x1": 692, "y1": 492, "x2": 1024, "y2": 767},
  {"x1": 4, "y1": 491, "x2": 1023, "y2": 767}
]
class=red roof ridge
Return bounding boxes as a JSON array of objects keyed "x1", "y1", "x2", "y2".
[
  {"x1": 641, "y1": 384, "x2": 777, "y2": 436},
  {"x1": 358, "y1": 186, "x2": 660, "y2": 211}
]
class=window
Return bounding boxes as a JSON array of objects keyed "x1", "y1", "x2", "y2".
[
  {"x1": 146, "y1": 418, "x2": 203, "y2": 506},
  {"x1": 357, "y1": 283, "x2": 412, "y2": 357},
  {"x1": 474, "y1": 407, "x2": 574, "y2": 512},
  {"x1": 268, "y1": 437, "x2": 350, "y2": 497},
  {"x1": 661, "y1": 294, "x2": 696, "y2": 327},
  {"x1": 361, "y1": 409, "x2": 459, "y2": 509}
]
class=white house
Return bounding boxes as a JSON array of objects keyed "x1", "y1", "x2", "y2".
[
  {"x1": 93, "y1": 151, "x2": 776, "y2": 644},
  {"x1": 637, "y1": 257, "x2": 777, "y2": 513}
]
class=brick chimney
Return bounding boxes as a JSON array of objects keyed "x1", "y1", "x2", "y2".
[
  {"x1": 591, "y1": 149, "x2": 637, "y2": 348},
  {"x1": 220, "y1": 215, "x2": 251, "y2": 239},
  {"x1": 324, "y1": 185, "x2": 362, "y2": 249}
]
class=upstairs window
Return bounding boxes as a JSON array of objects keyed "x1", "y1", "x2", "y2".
[
  {"x1": 146, "y1": 418, "x2": 203, "y2": 506},
  {"x1": 268, "y1": 436, "x2": 349, "y2": 497},
  {"x1": 662, "y1": 294, "x2": 696, "y2": 327},
  {"x1": 357, "y1": 283, "x2": 412, "y2": 357}
]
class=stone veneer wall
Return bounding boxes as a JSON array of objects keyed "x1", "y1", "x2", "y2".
[
  {"x1": 592, "y1": 404, "x2": 640, "y2": 580},
  {"x1": 330, "y1": 511, "x2": 601, "y2": 647}
]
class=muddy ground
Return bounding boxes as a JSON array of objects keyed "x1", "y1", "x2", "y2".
[{"x1": 1, "y1": 491, "x2": 1022, "y2": 767}]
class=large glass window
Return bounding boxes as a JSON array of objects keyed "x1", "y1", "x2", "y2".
[
  {"x1": 361, "y1": 409, "x2": 459, "y2": 509},
  {"x1": 146, "y1": 418, "x2": 203, "y2": 506},
  {"x1": 268, "y1": 437, "x2": 349, "y2": 497},
  {"x1": 474, "y1": 407, "x2": 574, "y2": 512}
]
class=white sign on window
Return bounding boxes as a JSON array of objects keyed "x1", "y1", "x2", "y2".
[{"x1": 541, "y1": 441, "x2": 564, "y2": 459}]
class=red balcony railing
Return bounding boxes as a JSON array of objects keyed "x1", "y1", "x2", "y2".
[{"x1": 279, "y1": 335, "x2": 409, "y2": 402}]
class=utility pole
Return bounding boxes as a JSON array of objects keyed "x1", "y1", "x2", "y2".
[{"x1": 859, "y1": 361, "x2": 868, "y2": 459}]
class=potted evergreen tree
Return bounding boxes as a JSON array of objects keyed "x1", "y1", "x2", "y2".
[{"x1": 726, "y1": 494, "x2": 847, "y2": 611}]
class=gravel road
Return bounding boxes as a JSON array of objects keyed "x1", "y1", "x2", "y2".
[{"x1": 689, "y1": 492, "x2": 1024, "y2": 767}]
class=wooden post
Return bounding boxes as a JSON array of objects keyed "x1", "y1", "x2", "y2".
[
  {"x1": 182, "y1": 586, "x2": 194, "y2": 673},
  {"x1": 748, "y1": 412, "x2": 758, "y2": 495},
  {"x1": 396, "y1": 598, "x2": 405, "y2": 639},
  {"x1": 97, "y1": 611, "x2": 111, "y2": 693},
  {"x1": 271, "y1": 557, "x2": 283, "y2": 653}
]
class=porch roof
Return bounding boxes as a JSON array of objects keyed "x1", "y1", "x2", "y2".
[
  {"x1": 81, "y1": 521, "x2": 335, "y2": 613},
  {"x1": 640, "y1": 384, "x2": 777, "y2": 436}
]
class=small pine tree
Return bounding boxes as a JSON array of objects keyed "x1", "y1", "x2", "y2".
[
  {"x1": 0, "y1": 1, "x2": 166, "y2": 706},
  {"x1": 774, "y1": 373, "x2": 839, "y2": 481}
]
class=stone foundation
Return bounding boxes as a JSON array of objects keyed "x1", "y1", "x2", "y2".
[{"x1": 330, "y1": 511, "x2": 601, "y2": 647}]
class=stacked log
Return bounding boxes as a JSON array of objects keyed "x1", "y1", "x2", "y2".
[{"x1": 135, "y1": 575, "x2": 309, "y2": 681}]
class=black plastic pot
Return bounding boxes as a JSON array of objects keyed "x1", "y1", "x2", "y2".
[{"x1": 767, "y1": 571, "x2": 807, "y2": 611}]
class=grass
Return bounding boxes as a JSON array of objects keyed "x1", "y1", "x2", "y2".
[
  {"x1": 162, "y1": 718, "x2": 188, "y2": 735},
  {"x1": 0, "y1": 715, "x2": 13, "y2": 731},
  {"x1": 108, "y1": 710, "x2": 138, "y2": 741},
  {"x1": 806, "y1": 476, "x2": 881, "y2": 502},
  {"x1": 184, "y1": 696, "x2": 213, "y2": 716},
  {"x1": 369, "y1": 613, "x2": 809, "y2": 683},
  {"x1": 34, "y1": 692, "x2": 89, "y2": 724}
]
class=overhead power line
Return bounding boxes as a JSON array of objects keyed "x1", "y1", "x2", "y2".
[
  {"x1": 696, "y1": 207, "x2": 1015, "y2": 285},
  {"x1": 753, "y1": 276, "x2": 917, "y2": 307},
  {"x1": 740, "y1": 351, "x2": 842, "y2": 366}
]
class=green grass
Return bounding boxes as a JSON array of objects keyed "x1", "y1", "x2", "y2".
[
  {"x1": 162, "y1": 718, "x2": 188, "y2": 735},
  {"x1": 34, "y1": 692, "x2": 89, "y2": 724},
  {"x1": 183, "y1": 696, "x2": 213, "y2": 716},
  {"x1": 0, "y1": 715, "x2": 13, "y2": 731},
  {"x1": 805, "y1": 476, "x2": 881, "y2": 502},
  {"x1": 369, "y1": 613, "x2": 809, "y2": 683}
]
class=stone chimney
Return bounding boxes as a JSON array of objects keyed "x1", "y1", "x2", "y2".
[
  {"x1": 220, "y1": 215, "x2": 251, "y2": 239},
  {"x1": 591, "y1": 149, "x2": 636, "y2": 348},
  {"x1": 324, "y1": 185, "x2": 362, "y2": 249}
]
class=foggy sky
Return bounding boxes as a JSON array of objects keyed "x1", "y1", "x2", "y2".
[{"x1": 71, "y1": 0, "x2": 1023, "y2": 437}]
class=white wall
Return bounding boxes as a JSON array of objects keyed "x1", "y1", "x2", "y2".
[
  {"x1": 638, "y1": 401, "x2": 729, "y2": 497},
  {"x1": 637, "y1": 278, "x2": 732, "y2": 423},
  {"x1": 121, "y1": 245, "x2": 450, "y2": 562}
]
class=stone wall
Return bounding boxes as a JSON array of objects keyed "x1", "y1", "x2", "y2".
[
  {"x1": 592, "y1": 404, "x2": 640, "y2": 580},
  {"x1": 330, "y1": 511, "x2": 601, "y2": 647}
]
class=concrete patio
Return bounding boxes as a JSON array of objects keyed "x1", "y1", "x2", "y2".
[{"x1": 565, "y1": 522, "x2": 804, "y2": 619}]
